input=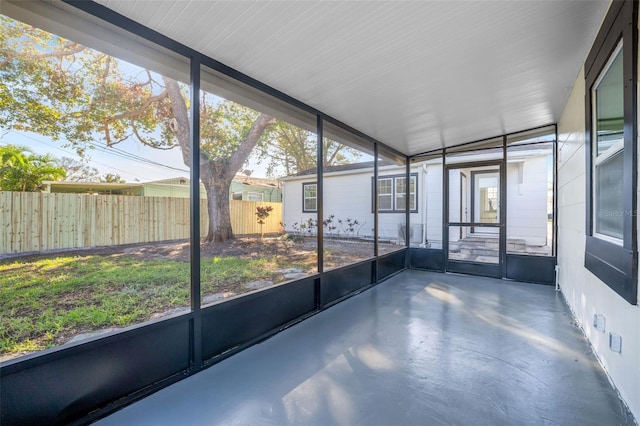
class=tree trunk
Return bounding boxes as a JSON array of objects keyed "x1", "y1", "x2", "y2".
[
  {"x1": 163, "y1": 77, "x2": 275, "y2": 243},
  {"x1": 201, "y1": 168, "x2": 234, "y2": 242}
]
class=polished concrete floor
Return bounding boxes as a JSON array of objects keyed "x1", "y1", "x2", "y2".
[{"x1": 97, "y1": 270, "x2": 635, "y2": 426}]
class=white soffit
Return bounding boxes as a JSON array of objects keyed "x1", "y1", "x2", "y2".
[{"x1": 94, "y1": 0, "x2": 609, "y2": 155}]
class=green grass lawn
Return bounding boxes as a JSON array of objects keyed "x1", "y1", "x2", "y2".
[{"x1": 0, "y1": 254, "x2": 296, "y2": 357}]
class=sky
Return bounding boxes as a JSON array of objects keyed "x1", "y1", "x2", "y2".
[
  {"x1": 1, "y1": 128, "x2": 272, "y2": 183},
  {"x1": 0, "y1": 13, "x2": 275, "y2": 183},
  {"x1": 0, "y1": 12, "x2": 372, "y2": 184}
]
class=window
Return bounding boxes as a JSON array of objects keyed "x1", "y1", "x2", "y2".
[
  {"x1": 584, "y1": 0, "x2": 637, "y2": 304},
  {"x1": 378, "y1": 178, "x2": 393, "y2": 210},
  {"x1": 593, "y1": 42, "x2": 624, "y2": 243},
  {"x1": 374, "y1": 174, "x2": 417, "y2": 213},
  {"x1": 232, "y1": 192, "x2": 243, "y2": 200},
  {"x1": 303, "y1": 182, "x2": 317, "y2": 212},
  {"x1": 395, "y1": 176, "x2": 416, "y2": 211},
  {"x1": 247, "y1": 192, "x2": 263, "y2": 201}
]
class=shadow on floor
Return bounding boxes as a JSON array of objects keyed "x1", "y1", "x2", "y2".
[{"x1": 96, "y1": 270, "x2": 635, "y2": 426}]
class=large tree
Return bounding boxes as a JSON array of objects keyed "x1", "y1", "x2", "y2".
[
  {"x1": 256, "y1": 122, "x2": 361, "y2": 177},
  {"x1": 0, "y1": 15, "x2": 274, "y2": 242},
  {"x1": 0, "y1": 144, "x2": 66, "y2": 191}
]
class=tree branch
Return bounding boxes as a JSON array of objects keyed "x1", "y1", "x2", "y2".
[
  {"x1": 225, "y1": 113, "x2": 276, "y2": 180},
  {"x1": 0, "y1": 43, "x2": 86, "y2": 68},
  {"x1": 162, "y1": 76, "x2": 191, "y2": 167},
  {"x1": 104, "y1": 91, "x2": 168, "y2": 125}
]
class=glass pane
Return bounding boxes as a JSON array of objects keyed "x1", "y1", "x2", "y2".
[
  {"x1": 378, "y1": 179, "x2": 392, "y2": 194},
  {"x1": 200, "y1": 64, "x2": 317, "y2": 307},
  {"x1": 304, "y1": 197, "x2": 317, "y2": 211},
  {"x1": 594, "y1": 44, "x2": 624, "y2": 157},
  {"x1": 448, "y1": 226, "x2": 499, "y2": 263},
  {"x1": 322, "y1": 124, "x2": 374, "y2": 271},
  {"x1": 409, "y1": 176, "x2": 416, "y2": 210},
  {"x1": 448, "y1": 165, "x2": 500, "y2": 224},
  {"x1": 304, "y1": 184, "x2": 316, "y2": 198},
  {"x1": 448, "y1": 168, "x2": 467, "y2": 223},
  {"x1": 595, "y1": 150, "x2": 624, "y2": 240},
  {"x1": 396, "y1": 193, "x2": 407, "y2": 211},
  {"x1": 396, "y1": 178, "x2": 407, "y2": 211},
  {"x1": 507, "y1": 142, "x2": 554, "y2": 255},
  {"x1": 379, "y1": 194, "x2": 393, "y2": 210},
  {"x1": 379, "y1": 176, "x2": 393, "y2": 211},
  {"x1": 0, "y1": 13, "x2": 190, "y2": 361},
  {"x1": 303, "y1": 184, "x2": 317, "y2": 211},
  {"x1": 411, "y1": 155, "x2": 443, "y2": 249},
  {"x1": 476, "y1": 175, "x2": 499, "y2": 223}
]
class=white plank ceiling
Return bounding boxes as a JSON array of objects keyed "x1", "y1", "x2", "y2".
[{"x1": 95, "y1": 0, "x2": 609, "y2": 156}]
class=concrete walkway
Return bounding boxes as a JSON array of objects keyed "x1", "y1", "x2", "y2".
[{"x1": 97, "y1": 270, "x2": 635, "y2": 425}]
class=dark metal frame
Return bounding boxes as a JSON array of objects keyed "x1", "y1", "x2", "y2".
[
  {"x1": 459, "y1": 171, "x2": 467, "y2": 238},
  {"x1": 1, "y1": 1, "x2": 567, "y2": 424},
  {"x1": 444, "y1": 160, "x2": 505, "y2": 278},
  {"x1": 316, "y1": 117, "x2": 325, "y2": 307},
  {"x1": 373, "y1": 144, "x2": 379, "y2": 267},
  {"x1": 584, "y1": 0, "x2": 638, "y2": 305},
  {"x1": 190, "y1": 58, "x2": 203, "y2": 369},
  {"x1": 412, "y1": 125, "x2": 557, "y2": 283},
  {"x1": 1, "y1": 2, "x2": 411, "y2": 425}
]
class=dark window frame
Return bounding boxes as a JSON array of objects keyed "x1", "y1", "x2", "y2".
[
  {"x1": 371, "y1": 173, "x2": 418, "y2": 213},
  {"x1": 302, "y1": 182, "x2": 317, "y2": 212},
  {"x1": 585, "y1": 0, "x2": 638, "y2": 304}
]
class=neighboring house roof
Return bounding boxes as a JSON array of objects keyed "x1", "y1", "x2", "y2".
[
  {"x1": 41, "y1": 181, "x2": 143, "y2": 195},
  {"x1": 145, "y1": 177, "x2": 190, "y2": 185},
  {"x1": 42, "y1": 175, "x2": 281, "y2": 195},
  {"x1": 279, "y1": 144, "x2": 552, "y2": 183},
  {"x1": 281, "y1": 160, "x2": 404, "y2": 180},
  {"x1": 280, "y1": 160, "x2": 418, "y2": 182},
  {"x1": 233, "y1": 175, "x2": 281, "y2": 189},
  {"x1": 285, "y1": 161, "x2": 374, "y2": 178}
]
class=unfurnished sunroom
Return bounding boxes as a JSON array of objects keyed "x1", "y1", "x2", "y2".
[{"x1": 0, "y1": 1, "x2": 639, "y2": 425}]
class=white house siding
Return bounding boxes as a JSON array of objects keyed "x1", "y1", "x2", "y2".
[
  {"x1": 282, "y1": 158, "x2": 547, "y2": 249},
  {"x1": 281, "y1": 179, "x2": 311, "y2": 232},
  {"x1": 445, "y1": 159, "x2": 549, "y2": 246},
  {"x1": 281, "y1": 169, "x2": 376, "y2": 239},
  {"x1": 506, "y1": 155, "x2": 549, "y2": 246},
  {"x1": 282, "y1": 165, "x2": 422, "y2": 243},
  {"x1": 558, "y1": 66, "x2": 640, "y2": 419},
  {"x1": 424, "y1": 162, "x2": 443, "y2": 248},
  {"x1": 323, "y1": 170, "x2": 375, "y2": 239}
]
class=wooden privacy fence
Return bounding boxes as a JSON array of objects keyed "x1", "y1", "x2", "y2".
[{"x1": 0, "y1": 192, "x2": 282, "y2": 255}]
